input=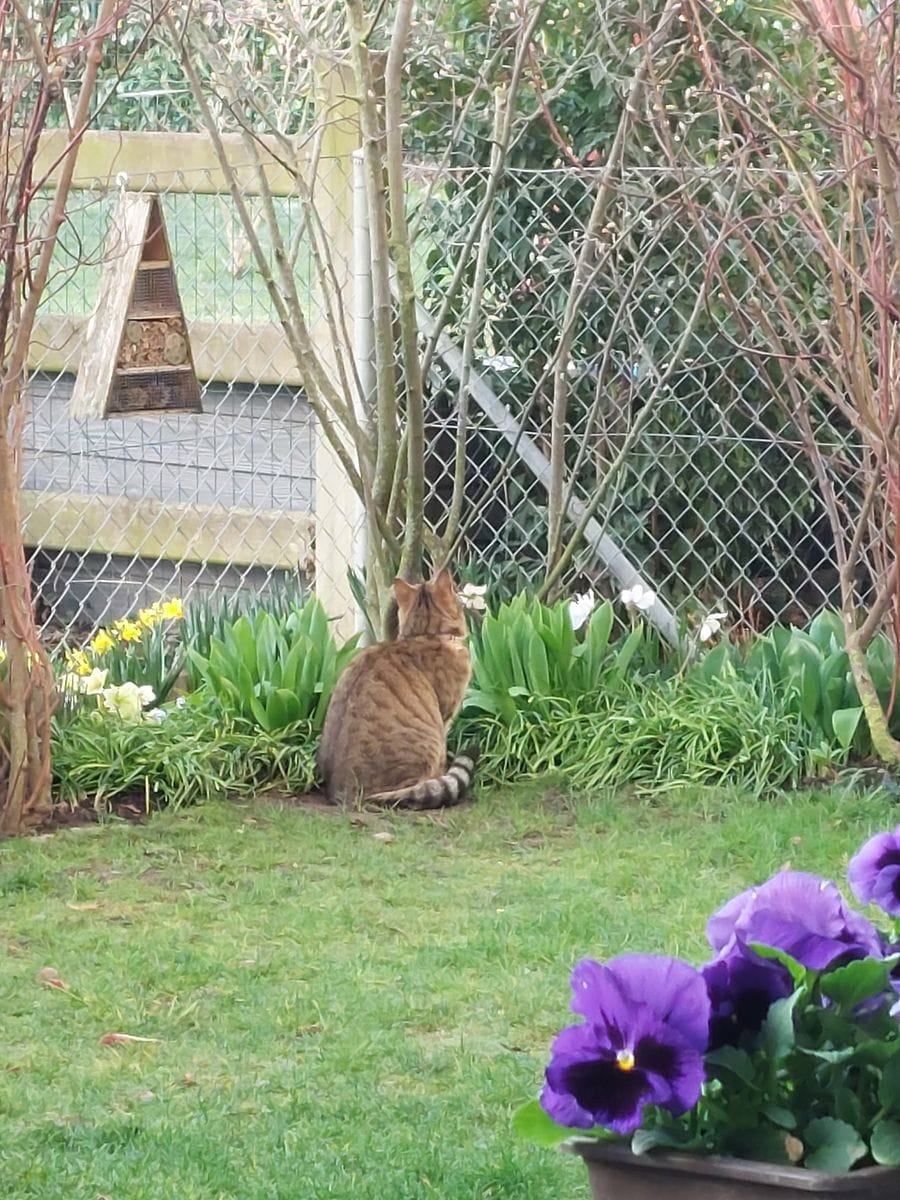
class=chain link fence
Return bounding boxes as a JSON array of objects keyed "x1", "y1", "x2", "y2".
[{"x1": 23, "y1": 143, "x2": 846, "y2": 644}]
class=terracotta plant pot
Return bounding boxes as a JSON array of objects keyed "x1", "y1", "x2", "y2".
[{"x1": 569, "y1": 1140, "x2": 900, "y2": 1200}]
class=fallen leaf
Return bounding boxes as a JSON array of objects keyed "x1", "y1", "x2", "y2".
[
  {"x1": 37, "y1": 967, "x2": 68, "y2": 990},
  {"x1": 181, "y1": 1073, "x2": 197, "y2": 1087},
  {"x1": 66, "y1": 902, "x2": 101, "y2": 912},
  {"x1": 98, "y1": 1033, "x2": 162, "y2": 1046},
  {"x1": 372, "y1": 831, "x2": 395, "y2": 844},
  {"x1": 138, "y1": 1091, "x2": 156, "y2": 1101},
  {"x1": 785, "y1": 1135, "x2": 804, "y2": 1163}
]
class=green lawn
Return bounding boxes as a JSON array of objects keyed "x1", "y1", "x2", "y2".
[{"x1": 0, "y1": 783, "x2": 896, "y2": 1199}]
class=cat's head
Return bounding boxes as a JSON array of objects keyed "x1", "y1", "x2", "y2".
[{"x1": 391, "y1": 568, "x2": 467, "y2": 639}]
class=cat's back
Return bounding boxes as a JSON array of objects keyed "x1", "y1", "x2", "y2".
[{"x1": 317, "y1": 638, "x2": 470, "y2": 774}]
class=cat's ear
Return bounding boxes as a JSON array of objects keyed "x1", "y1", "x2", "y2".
[
  {"x1": 392, "y1": 578, "x2": 420, "y2": 614},
  {"x1": 431, "y1": 567, "x2": 456, "y2": 600}
]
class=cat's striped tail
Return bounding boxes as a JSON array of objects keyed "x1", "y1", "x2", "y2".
[{"x1": 369, "y1": 747, "x2": 480, "y2": 811}]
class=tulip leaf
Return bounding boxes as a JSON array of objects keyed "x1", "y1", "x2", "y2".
[{"x1": 830, "y1": 706, "x2": 863, "y2": 751}]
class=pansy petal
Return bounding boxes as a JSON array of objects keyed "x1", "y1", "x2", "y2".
[
  {"x1": 606, "y1": 954, "x2": 711, "y2": 1052},
  {"x1": 540, "y1": 1079, "x2": 595, "y2": 1129},
  {"x1": 848, "y1": 829, "x2": 900, "y2": 906},
  {"x1": 707, "y1": 886, "x2": 756, "y2": 952},
  {"x1": 871, "y1": 867, "x2": 900, "y2": 918},
  {"x1": 570, "y1": 959, "x2": 632, "y2": 1029}
]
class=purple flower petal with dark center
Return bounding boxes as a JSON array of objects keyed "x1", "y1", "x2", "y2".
[
  {"x1": 707, "y1": 871, "x2": 882, "y2": 971},
  {"x1": 848, "y1": 828, "x2": 900, "y2": 918},
  {"x1": 571, "y1": 954, "x2": 710, "y2": 1052},
  {"x1": 540, "y1": 954, "x2": 708, "y2": 1135},
  {"x1": 703, "y1": 943, "x2": 793, "y2": 1049}
]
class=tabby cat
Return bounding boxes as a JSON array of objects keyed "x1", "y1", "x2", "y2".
[{"x1": 317, "y1": 568, "x2": 477, "y2": 808}]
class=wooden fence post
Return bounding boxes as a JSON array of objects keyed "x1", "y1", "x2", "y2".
[{"x1": 311, "y1": 60, "x2": 364, "y2": 640}]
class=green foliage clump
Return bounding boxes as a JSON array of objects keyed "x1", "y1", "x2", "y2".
[{"x1": 188, "y1": 597, "x2": 359, "y2": 733}]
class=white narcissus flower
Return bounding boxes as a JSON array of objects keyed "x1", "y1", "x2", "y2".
[
  {"x1": 620, "y1": 583, "x2": 656, "y2": 612},
  {"x1": 145, "y1": 708, "x2": 168, "y2": 724},
  {"x1": 99, "y1": 681, "x2": 156, "y2": 722},
  {"x1": 568, "y1": 592, "x2": 596, "y2": 631},
  {"x1": 699, "y1": 611, "x2": 728, "y2": 642},
  {"x1": 81, "y1": 668, "x2": 109, "y2": 696},
  {"x1": 59, "y1": 668, "x2": 108, "y2": 696},
  {"x1": 459, "y1": 583, "x2": 488, "y2": 612}
]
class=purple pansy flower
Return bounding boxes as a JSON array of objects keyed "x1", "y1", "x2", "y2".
[
  {"x1": 703, "y1": 942, "x2": 793, "y2": 1049},
  {"x1": 848, "y1": 828, "x2": 900, "y2": 918},
  {"x1": 707, "y1": 871, "x2": 883, "y2": 971},
  {"x1": 540, "y1": 954, "x2": 709, "y2": 1135}
]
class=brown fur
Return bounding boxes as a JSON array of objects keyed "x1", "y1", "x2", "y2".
[{"x1": 317, "y1": 569, "x2": 476, "y2": 808}]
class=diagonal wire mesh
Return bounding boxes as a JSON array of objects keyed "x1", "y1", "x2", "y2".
[
  {"x1": 415, "y1": 163, "x2": 856, "y2": 625},
  {"x1": 22, "y1": 144, "x2": 859, "y2": 644}
]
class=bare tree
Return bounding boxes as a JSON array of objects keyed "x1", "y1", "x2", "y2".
[
  {"x1": 638, "y1": 0, "x2": 900, "y2": 758},
  {"x1": 0, "y1": 0, "x2": 130, "y2": 834}
]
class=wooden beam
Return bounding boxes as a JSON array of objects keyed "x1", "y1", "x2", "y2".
[
  {"x1": 21, "y1": 490, "x2": 314, "y2": 570},
  {"x1": 24, "y1": 130, "x2": 305, "y2": 197},
  {"x1": 28, "y1": 314, "x2": 304, "y2": 388}
]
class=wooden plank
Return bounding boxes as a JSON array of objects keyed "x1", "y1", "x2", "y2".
[
  {"x1": 68, "y1": 193, "x2": 150, "y2": 419},
  {"x1": 28, "y1": 314, "x2": 305, "y2": 388},
  {"x1": 21, "y1": 490, "x2": 314, "y2": 570},
  {"x1": 26, "y1": 130, "x2": 305, "y2": 197}
]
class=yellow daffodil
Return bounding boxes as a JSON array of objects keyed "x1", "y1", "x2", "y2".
[
  {"x1": 114, "y1": 619, "x2": 143, "y2": 643},
  {"x1": 90, "y1": 629, "x2": 115, "y2": 655},
  {"x1": 137, "y1": 606, "x2": 160, "y2": 628},
  {"x1": 159, "y1": 598, "x2": 184, "y2": 620},
  {"x1": 64, "y1": 648, "x2": 92, "y2": 676}
]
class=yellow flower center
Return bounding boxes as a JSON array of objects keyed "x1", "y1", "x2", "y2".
[{"x1": 615, "y1": 1049, "x2": 636, "y2": 1072}]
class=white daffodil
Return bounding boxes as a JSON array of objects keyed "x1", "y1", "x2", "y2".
[
  {"x1": 59, "y1": 667, "x2": 108, "y2": 696},
  {"x1": 99, "y1": 681, "x2": 156, "y2": 722},
  {"x1": 568, "y1": 591, "x2": 596, "y2": 631},
  {"x1": 459, "y1": 583, "x2": 488, "y2": 612},
  {"x1": 81, "y1": 667, "x2": 109, "y2": 695},
  {"x1": 699, "y1": 611, "x2": 729, "y2": 642},
  {"x1": 145, "y1": 708, "x2": 168, "y2": 724},
  {"x1": 620, "y1": 583, "x2": 656, "y2": 612}
]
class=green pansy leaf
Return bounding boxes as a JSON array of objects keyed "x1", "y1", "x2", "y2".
[
  {"x1": 512, "y1": 1100, "x2": 574, "y2": 1148},
  {"x1": 631, "y1": 1126, "x2": 692, "y2": 1155},
  {"x1": 878, "y1": 1051, "x2": 900, "y2": 1111},
  {"x1": 747, "y1": 943, "x2": 807, "y2": 987},
  {"x1": 821, "y1": 957, "x2": 895, "y2": 1011},
  {"x1": 762, "y1": 990, "x2": 801, "y2": 1060},
  {"x1": 871, "y1": 1120, "x2": 900, "y2": 1166},
  {"x1": 803, "y1": 1117, "x2": 867, "y2": 1173},
  {"x1": 763, "y1": 1104, "x2": 797, "y2": 1131},
  {"x1": 705, "y1": 1045, "x2": 755, "y2": 1085}
]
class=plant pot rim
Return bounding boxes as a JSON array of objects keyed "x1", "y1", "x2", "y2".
[{"x1": 566, "y1": 1138, "x2": 900, "y2": 1192}]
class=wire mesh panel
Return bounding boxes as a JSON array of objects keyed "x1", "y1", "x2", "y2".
[
  {"x1": 24, "y1": 176, "x2": 323, "y2": 641},
  {"x1": 414, "y1": 164, "x2": 851, "y2": 625}
]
